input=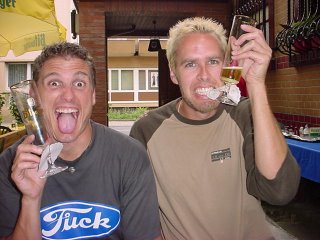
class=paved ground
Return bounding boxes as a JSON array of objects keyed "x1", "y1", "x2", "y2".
[
  {"x1": 109, "y1": 120, "x2": 135, "y2": 135},
  {"x1": 263, "y1": 178, "x2": 320, "y2": 240},
  {"x1": 108, "y1": 120, "x2": 319, "y2": 240}
]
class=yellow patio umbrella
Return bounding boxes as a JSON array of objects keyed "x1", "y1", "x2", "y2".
[{"x1": 0, "y1": 0, "x2": 66, "y2": 57}]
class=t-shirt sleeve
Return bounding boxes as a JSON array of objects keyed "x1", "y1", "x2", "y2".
[
  {"x1": 0, "y1": 140, "x2": 23, "y2": 237},
  {"x1": 232, "y1": 100, "x2": 300, "y2": 205},
  {"x1": 129, "y1": 121, "x2": 148, "y2": 149},
  {"x1": 244, "y1": 132, "x2": 301, "y2": 205},
  {"x1": 120, "y1": 140, "x2": 161, "y2": 239}
]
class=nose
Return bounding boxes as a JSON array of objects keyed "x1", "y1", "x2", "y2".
[
  {"x1": 197, "y1": 64, "x2": 210, "y2": 82},
  {"x1": 198, "y1": 64, "x2": 224, "y2": 87},
  {"x1": 216, "y1": 68, "x2": 224, "y2": 86},
  {"x1": 61, "y1": 86, "x2": 75, "y2": 102}
]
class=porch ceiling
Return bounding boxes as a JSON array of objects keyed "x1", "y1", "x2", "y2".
[
  {"x1": 104, "y1": 0, "x2": 229, "y2": 38},
  {"x1": 105, "y1": 12, "x2": 192, "y2": 38},
  {"x1": 77, "y1": 0, "x2": 230, "y2": 56}
]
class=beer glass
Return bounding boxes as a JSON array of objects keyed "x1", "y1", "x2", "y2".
[
  {"x1": 10, "y1": 80, "x2": 67, "y2": 177},
  {"x1": 219, "y1": 15, "x2": 257, "y2": 105}
]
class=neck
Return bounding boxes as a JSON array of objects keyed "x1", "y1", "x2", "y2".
[
  {"x1": 177, "y1": 99, "x2": 183, "y2": 114},
  {"x1": 59, "y1": 125, "x2": 93, "y2": 161},
  {"x1": 177, "y1": 99, "x2": 219, "y2": 120}
]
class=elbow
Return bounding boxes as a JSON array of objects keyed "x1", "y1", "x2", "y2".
[{"x1": 267, "y1": 177, "x2": 301, "y2": 206}]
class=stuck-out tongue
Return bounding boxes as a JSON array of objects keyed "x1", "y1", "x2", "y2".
[{"x1": 58, "y1": 113, "x2": 76, "y2": 134}]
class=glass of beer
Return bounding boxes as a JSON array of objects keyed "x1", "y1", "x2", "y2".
[
  {"x1": 219, "y1": 15, "x2": 257, "y2": 105},
  {"x1": 10, "y1": 80, "x2": 68, "y2": 177}
]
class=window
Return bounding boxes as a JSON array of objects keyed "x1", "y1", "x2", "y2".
[
  {"x1": 253, "y1": 6, "x2": 270, "y2": 44},
  {"x1": 234, "y1": 0, "x2": 274, "y2": 47},
  {"x1": 108, "y1": 68, "x2": 158, "y2": 91},
  {"x1": 139, "y1": 70, "x2": 146, "y2": 90},
  {"x1": 111, "y1": 70, "x2": 119, "y2": 90},
  {"x1": 121, "y1": 70, "x2": 133, "y2": 90},
  {"x1": 7, "y1": 63, "x2": 33, "y2": 89},
  {"x1": 108, "y1": 68, "x2": 158, "y2": 105},
  {"x1": 109, "y1": 69, "x2": 134, "y2": 91},
  {"x1": 149, "y1": 71, "x2": 159, "y2": 89}
]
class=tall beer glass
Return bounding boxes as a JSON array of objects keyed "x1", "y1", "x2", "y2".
[
  {"x1": 220, "y1": 15, "x2": 257, "y2": 105},
  {"x1": 10, "y1": 80, "x2": 67, "y2": 177}
]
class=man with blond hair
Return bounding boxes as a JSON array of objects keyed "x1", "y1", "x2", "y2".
[{"x1": 130, "y1": 17, "x2": 300, "y2": 239}]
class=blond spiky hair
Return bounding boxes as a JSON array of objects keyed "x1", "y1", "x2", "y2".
[{"x1": 166, "y1": 17, "x2": 227, "y2": 72}]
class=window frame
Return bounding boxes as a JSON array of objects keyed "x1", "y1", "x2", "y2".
[
  {"x1": 5, "y1": 62, "x2": 33, "y2": 91},
  {"x1": 108, "y1": 67, "x2": 158, "y2": 105},
  {"x1": 233, "y1": 0, "x2": 274, "y2": 48}
]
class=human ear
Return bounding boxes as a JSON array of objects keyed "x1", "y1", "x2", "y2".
[{"x1": 169, "y1": 68, "x2": 178, "y2": 85}]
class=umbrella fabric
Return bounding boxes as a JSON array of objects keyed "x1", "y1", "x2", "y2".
[{"x1": 0, "y1": 0, "x2": 66, "y2": 57}]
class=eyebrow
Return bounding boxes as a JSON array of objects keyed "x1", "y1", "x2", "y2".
[
  {"x1": 42, "y1": 71, "x2": 89, "y2": 80},
  {"x1": 180, "y1": 58, "x2": 195, "y2": 65},
  {"x1": 208, "y1": 55, "x2": 223, "y2": 60},
  {"x1": 180, "y1": 55, "x2": 223, "y2": 65},
  {"x1": 74, "y1": 71, "x2": 89, "y2": 78},
  {"x1": 42, "y1": 72, "x2": 59, "y2": 80}
]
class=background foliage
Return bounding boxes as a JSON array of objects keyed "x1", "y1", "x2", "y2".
[{"x1": 108, "y1": 107, "x2": 149, "y2": 120}]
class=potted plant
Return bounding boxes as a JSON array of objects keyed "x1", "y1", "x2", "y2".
[{"x1": 0, "y1": 94, "x2": 5, "y2": 126}]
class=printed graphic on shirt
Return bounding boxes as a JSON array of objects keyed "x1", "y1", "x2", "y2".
[
  {"x1": 211, "y1": 148, "x2": 231, "y2": 162},
  {"x1": 40, "y1": 201, "x2": 120, "y2": 240}
]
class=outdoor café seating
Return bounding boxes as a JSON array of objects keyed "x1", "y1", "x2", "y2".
[
  {"x1": 0, "y1": 127, "x2": 26, "y2": 153},
  {"x1": 0, "y1": 126, "x2": 12, "y2": 135}
]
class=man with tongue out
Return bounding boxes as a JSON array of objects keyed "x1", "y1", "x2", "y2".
[{"x1": 0, "y1": 42, "x2": 161, "y2": 240}]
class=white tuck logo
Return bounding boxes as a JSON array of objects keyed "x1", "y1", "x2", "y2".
[{"x1": 40, "y1": 201, "x2": 120, "y2": 240}]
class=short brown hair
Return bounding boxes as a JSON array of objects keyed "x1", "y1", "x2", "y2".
[{"x1": 32, "y1": 42, "x2": 96, "y2": 87}]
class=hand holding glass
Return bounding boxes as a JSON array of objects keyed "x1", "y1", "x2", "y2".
[
  {"x1": 219, "y1": 15, "x2": 257, "y2": 105},
  {"x1": 10, "y1": 80, "x2": 67, "y2": 178}
]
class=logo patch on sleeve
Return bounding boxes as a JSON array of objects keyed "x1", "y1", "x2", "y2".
[
  {"x1": 40, "y1": 201, "x2": 120, "y2": 240},
  {"x1": 211, "y1": 148, "x2": 231, "y2": 162}
]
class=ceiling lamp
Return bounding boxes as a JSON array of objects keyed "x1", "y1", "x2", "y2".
[{"x1": 148, "y1": 20, "x2": 162, "y2": 52}]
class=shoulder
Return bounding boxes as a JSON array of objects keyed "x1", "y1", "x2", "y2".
[
  {"x1": 220, "y1": 97, "x2": 253, "y2": 139},
  {"x1": 137, "y1": 99, "x2": 177, "y2": 124},
  {"x1": 0, "y1": 136, "x2": 25, "y2": 169},
  {"x1": 230, "y1": 97, "x2": 251, "y2": 114},
  {"x1": 130, "y1": 99, "x2": 179, "y2": 146},
  {"x1": 91, "y1": 121, "x2": 147, "y2": 158},
  {"x1": 227, "y1": 97, "x2": 252, "y2": 123},
  {"x1": 92, "y1": 121, "x2": 142, "y2": 146}
]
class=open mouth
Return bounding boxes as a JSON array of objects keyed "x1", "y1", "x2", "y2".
[
  {"x1": 56, "y1": 108, "x2": 79, "y2": 117},
  {"x1": 195, "y1": 87, "x2": 215, "y2": 96},
  {"x1": 55, "y1": 108, "x2": 79, "y2": 134}
]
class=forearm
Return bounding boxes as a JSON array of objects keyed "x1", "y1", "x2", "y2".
[
  {"x1": 10, "y1": 196, "x2": 42, "y2": 240},
  {"x1": 248, "y1": 83, "x2": 287, "y2": 179}
]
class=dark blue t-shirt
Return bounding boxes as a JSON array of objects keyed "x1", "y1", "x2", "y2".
[{"x1": 0, "y1": 121, "x2": 160, "y2": 240}]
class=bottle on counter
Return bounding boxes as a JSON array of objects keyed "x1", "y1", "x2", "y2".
[
  {"x1": 299, "y1": 127, "x2": 304, "y2": 137},
  {"x1": 289, "y1": 126, "x2": 294, "y2": 135},
  {"x1": 303, "y1": 124, "x2": 310, "y2": 139}
]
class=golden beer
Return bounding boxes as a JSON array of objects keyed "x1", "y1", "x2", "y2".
[{"x1": 221, "y1": 66, "x2": 242, "y2": 84}]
